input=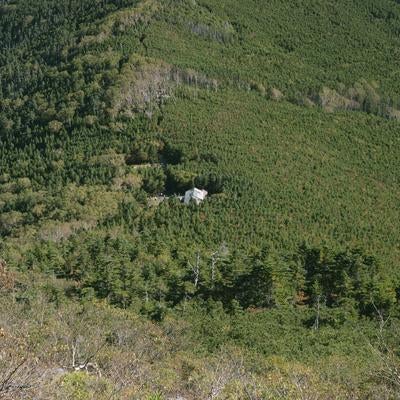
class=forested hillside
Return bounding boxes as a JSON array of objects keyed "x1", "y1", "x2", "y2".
[{"x1": 1, "y1": 0, "x2": 400, "y2": 398}]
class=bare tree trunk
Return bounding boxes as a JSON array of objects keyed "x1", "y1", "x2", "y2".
[
  {"x1": 210, "y1": 251, "x2": 219, "y2": 286},
  {"x1": 189, "y1": 252, "x2": 201, "y2": 288},
  {"x1": 313, "y1": 295, "x2": 321, "y2": 330}
]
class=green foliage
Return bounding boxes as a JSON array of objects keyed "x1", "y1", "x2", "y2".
[
  {"x1": 59, "y1": 372, "x2": 93, "y2": 400},
  {"x1": 1, "y1": 0, "x2": 400, "y2": 397},
  {"x1": 147, "y1": 393, "x2": 163, "y2": 400},
  {"x1": 141, "y1": 166, "x2": 166, "y2": 194},
  {"x1": 126, "y1": 139, "x2": 163, "y2": 165},
  {"x1": 165, "y1": 166, "x2": 196, "y2": 193}
]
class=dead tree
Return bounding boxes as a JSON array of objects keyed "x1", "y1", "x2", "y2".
[
  {"x1": 312, "y1": 295, "x2": 325, "y2": 330},
  {"x1": 206, "y1": 351, "x2": 245, "y2": 400},
  {"x1": 188, "y1": 252, "x2": 201, "y2": 288}
]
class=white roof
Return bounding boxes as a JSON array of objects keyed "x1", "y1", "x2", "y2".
[
  {"x1": 184, "y1": 188, "x2": 208, "y2": 204},
  {"x1": 192, "y1": 188, "x2": 208, "y2": 199}
]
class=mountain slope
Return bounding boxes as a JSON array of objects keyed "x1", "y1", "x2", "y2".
[{"x1": 1, "y1": 0, "x2": 400, "y2": 398}]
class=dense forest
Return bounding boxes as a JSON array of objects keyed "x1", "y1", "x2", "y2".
[{"x1": 1, "y1": 0, "x2": 400, "y2": 398}]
